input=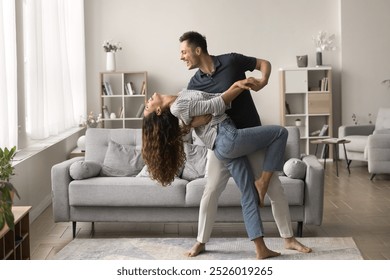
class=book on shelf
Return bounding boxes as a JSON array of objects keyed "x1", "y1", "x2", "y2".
[
  {"x1": 102, "y1": 84, "x2": 108, "y2": 95},
  {"x1": 319, "y1": 124, "x2": 329, "y2": 136},
  {"x1": 126, "y1": 82, "x2": 134, "y2": 95},
  {"x1": 140, "y1": 81, "x2": 146, "y2": 95},
  {"x1": 320, "y1": 77, "x2": 329, "y2": 91},
  {"x1": 118, "y1": 106, "x2": 124, "y2": 118},
  {"x1": 103, "y1": 82, "x2": 114, "y2": 95},
  {"x1": 136, "y1": 103, "x2": 145, "y2": 118},
  {"x1": 124, "y1": 84, "x2": 130, "y2": 95},
  {"x1": 285, "y1": 102, "x2": 291, "y2": 114}
]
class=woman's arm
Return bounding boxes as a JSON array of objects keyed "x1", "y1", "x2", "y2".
[{"x1": 220, "y1": 77, "x2": 257, "y2": 105}]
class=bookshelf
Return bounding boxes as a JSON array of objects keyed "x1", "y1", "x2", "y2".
[
  {"x1": 279, "y1": 66, "x2": 333, "y2": 156},
  {"x1": 100, "y1": 71, "x2": 147, "y2": 128}
]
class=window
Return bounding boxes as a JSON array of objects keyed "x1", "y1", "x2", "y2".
[{"x1": 0, "y1": 0, "x2": 86, "y2": 150}]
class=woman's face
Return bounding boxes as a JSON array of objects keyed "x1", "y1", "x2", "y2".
[{"x1": 144, "y1": 92, "x2": 163, "y2": 117}]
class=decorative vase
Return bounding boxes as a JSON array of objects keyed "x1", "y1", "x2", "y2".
[
  {"x1": 316, "y1": 51, "x2": 322, "y2": 66},
  {"x1": 106, "y1": 52, "x2": 116, "y2": 72}
]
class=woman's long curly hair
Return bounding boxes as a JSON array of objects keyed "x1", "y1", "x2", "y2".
[{"x1": 142, "y1": 108, "x2": 186, "y2": 186}]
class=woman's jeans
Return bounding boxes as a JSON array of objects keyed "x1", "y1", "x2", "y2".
[
  {"x1": 213, "y1": 118, "x2": 288, "y2": 171},
  {"x1": 212, "y1": 118, "x2": 288, "y2": 240}
]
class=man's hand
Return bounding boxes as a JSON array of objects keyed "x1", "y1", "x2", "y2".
[
  {"x1": 191, "y1": 114, "x2": 212, "y2": 128},
  {"x1": 234, "y1": 77, "x2": 262, "y2": 91},
  {"x1": 250, "y1": 77, "x2": 268, "y2": 92}
]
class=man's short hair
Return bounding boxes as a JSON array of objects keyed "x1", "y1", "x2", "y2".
[{"x1": 179, "y1": 31, "x2": 208, "y2": 54}]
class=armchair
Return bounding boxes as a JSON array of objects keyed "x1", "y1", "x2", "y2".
[{"x1": 338, "y1": 108, "x2": 390, "y2": 178}]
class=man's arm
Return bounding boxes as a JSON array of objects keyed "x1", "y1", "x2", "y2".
[{"x1": 250, "y1": 59, "x2": 271, "y2": 92}]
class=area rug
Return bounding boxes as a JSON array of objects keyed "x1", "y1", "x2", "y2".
[{"x1": 54, "y1": 237, "x2": 363, "y2": 260}]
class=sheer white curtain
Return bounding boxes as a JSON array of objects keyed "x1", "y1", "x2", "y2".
[
  {"x1": 24, "y1": 0, "x2": 86, "y2": 139},
  {"x1": 0, "y1": 0, "x2": 18, "y2": 148}
]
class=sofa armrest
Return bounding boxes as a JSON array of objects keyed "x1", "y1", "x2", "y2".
[
  {"x1": 338, "y1": 124, "x2": 375, "y2": 137},
  {"x1": 367, "y1": 134, "x2": 390, "y2": 174},
  {"x1": 51, "y1": 156, "x2": 84, "y2": 222},
  {"x1": 302, "y1": 154, "x2": 324, "y2": 225},
  {"x1": 373, "y1": 129, "x2": 390, "y2": 135}
]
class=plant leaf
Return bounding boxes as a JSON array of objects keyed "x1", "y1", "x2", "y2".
[
  {"x1": 4, "y1": 210, "x2": 15, "y2": 230},
  {"x1": 0, "y1": 214, "x2": 5, "y2": 230}
]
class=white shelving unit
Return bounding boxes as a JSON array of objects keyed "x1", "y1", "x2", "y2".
[
  {"x1": 279, "y1": 66, "x2": 333, "y2": 156},
  {"x1": 100, "y1": 71, "x2": 147, "y2": 128}
]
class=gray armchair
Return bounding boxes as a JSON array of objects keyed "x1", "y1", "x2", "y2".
[
  {"x1": 367, "y1": 131, "x2": 390, "y2": 180},
  {"x1": 339, "y1": 108, "x2": 390, "y2": 179}
]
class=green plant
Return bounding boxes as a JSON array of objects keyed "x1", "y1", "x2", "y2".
[{"x1": 0, "y1": 146, "x2": 20, "y2": 231}]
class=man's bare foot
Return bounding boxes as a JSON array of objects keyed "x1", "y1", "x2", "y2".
[
  {"x1": 254, "y1": 179, "x2": 268, "y2": 207},
  {"x1": 186, "y1": 242, "x2": 206, "y2": 257},
  {"x1": 284, "y1": 237, "x2": 312, "y2": 253},
  {"x1": 254, "y1": 237, "x2": 281, "y2": 259}
]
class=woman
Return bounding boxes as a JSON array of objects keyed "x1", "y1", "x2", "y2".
[{"x1": 142, "y1": 78, "x2": 288, "y2": 207}]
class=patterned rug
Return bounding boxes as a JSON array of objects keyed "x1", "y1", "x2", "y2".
[{"x1": 54, "y1": 237, "x2": 363, "y2": 260}]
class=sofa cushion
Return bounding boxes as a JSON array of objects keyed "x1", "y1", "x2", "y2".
[
  {"x1": 283, "y1": 158, "x2": 306, "y2": 179},
  {"x1": 136, "y1": 165, "x2": 150, "y2": 177},
  {"x1": 181, "y1": 143, "x2": 208, "y2": 181},
  {"x1": 69, "y1": 160, "x2": 102, "y2": 180},
  {"x1": 69, "y1": 177, "x2": 189, "y2": 207},
  {"x1": 185, "y1": 176, "x2": 305, "y2": 207},
  {"x1": 278, "y1": 176, "x2": 305, "y2": 205},
  {"x1": 100, "y1": 140, "x2": 144, "y2": 177}
]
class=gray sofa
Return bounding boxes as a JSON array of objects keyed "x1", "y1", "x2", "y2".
[{"x1": 51, "y1": 126, "x2": 324, "y2": 238}]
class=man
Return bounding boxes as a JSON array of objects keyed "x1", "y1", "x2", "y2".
[{"x1": 179, "y1": 31, "x2": 311, "y2": 257}]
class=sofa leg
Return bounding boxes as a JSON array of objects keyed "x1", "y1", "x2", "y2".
[
  {"x1": 72, "y1": 221, "x2": 77, "y2": 238},
  {"x1": 370, "y1": 174, "x2": 376, "y2": 180},
  {"x1": 296, "y1": 222, "x2": 303, "y2": 237},
  {"x1": 91, "y1": 222, "x2": 95, "y2": 237}
]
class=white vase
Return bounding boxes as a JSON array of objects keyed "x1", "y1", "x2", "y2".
[{"x1": 106, "y1": 52, "x2": 116, "y2": 72}]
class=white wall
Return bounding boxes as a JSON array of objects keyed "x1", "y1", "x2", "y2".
[
  {"x1": 341, "y1": 0, "x2": 390, "y2": 125},
  {"x1": 84, "y1": 0, "x2": 342, "y2": 128}
]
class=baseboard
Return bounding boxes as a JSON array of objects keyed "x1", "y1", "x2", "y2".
[{"x1": 29, "y1": 194, "x2": 52, "y2": 223}]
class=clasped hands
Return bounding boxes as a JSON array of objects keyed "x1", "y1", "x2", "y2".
[{"x1": 191, "y1": 77, "x2": 264, "y2": 128}]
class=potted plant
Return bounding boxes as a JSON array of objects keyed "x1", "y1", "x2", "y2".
[{"x1": 0, "y1": 146, "x2": 20, "y2": 231}]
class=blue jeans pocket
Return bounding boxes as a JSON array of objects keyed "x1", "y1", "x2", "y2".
[{"x1": 214, "y1": 119, "x2": 237, "y2": 160}]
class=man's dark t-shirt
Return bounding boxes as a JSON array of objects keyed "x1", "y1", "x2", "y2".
[{"x1": 187, "y1": 53, "x2": 261, "y2": 129}]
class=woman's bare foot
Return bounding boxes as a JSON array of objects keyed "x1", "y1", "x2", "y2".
[
  {"x1": 254, "y1": 237, "x2": 281, "y2": 259},
  {"x1": 254, "y1": 179, "x2": 268, "y2": 207},
  {"x1": 284, "y1": 237, "x2": 312, "y2": 253},
  {"x1": 186, "y1": 242, "x2": 206, "y2": 257}
]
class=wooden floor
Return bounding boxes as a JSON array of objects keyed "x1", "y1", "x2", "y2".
[{"x1": 29, "y1": 162, "x2": 390, "y2": 260}]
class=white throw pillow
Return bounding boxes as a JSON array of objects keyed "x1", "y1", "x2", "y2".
[
  {"x1": 69, "y1": 160, "x2": 102, "y2": 180},
  {"x1": 283, "y1": 158, "x2": 307, "y2": 179},
  {"x1": 100, "y1": 140, "x2": 144, "y2": 177},
  {"x1": 180, "y1": 143, "x2": 208, "y2": 181}
]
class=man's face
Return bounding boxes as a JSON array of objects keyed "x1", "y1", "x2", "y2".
[{"x1": 180, "y1": 41, "x2": 200, "y2": 70}]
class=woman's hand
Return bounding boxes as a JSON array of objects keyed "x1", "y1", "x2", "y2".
[{"x1": 234, "y1": 77, "x2": 261, "y2": 91}]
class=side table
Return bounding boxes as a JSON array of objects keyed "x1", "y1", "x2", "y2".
[
  {"x1": 69, "y1": 147, "x2": 85, "y2": 159},
  {"x1": 0, "y1": 206, "x2": 32, "y2": 260},
  {"x1": 311, "y1": 138, "x2": 351, "y2": 176}
]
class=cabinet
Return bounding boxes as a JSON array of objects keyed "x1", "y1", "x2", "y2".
[
  {"x1": 0, "y1": 206, "x2": 31, "y2": 260},
  {"x1": 279, "y1": 66, "x2": 333, "y2": 156},
  {"x1": 100, "y1": 71, "x2": 148, "y2": 128}
]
